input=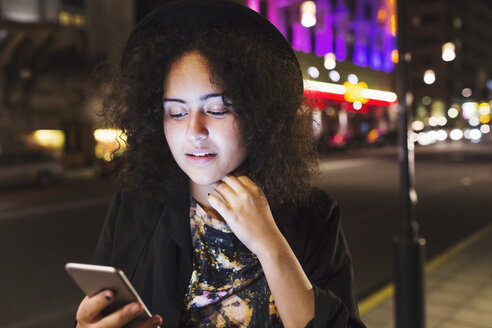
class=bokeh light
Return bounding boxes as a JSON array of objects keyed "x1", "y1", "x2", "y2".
[
  {"x1": 347, "y1": 74, "x2": 359, "y2": 85},
  {"x1": 447, "y1": 107, "x2": 459, "y2": 118},
  {"x1": 449, "y1": 129, "x2": 463, "y2": 141},
  {"x1": 462, "y1": 88, "x2": 472, "y2": 97},
  {"x1": 307, "y1": 66, "x2": 320, "y2": 78},
  {"x1": 411, "y1": 120, "x2": 425, "y2": 131},
  {"x1": 301, "y1": 1, "x2": 316, "y2": 27},
  {"x1": 423, "y1": 70, "x2": 436, "y2": 84},
  {"x1": 480, "y1": 125, "x2": 490, "y2": 134},
  {"x1": 329, "y1": 70, "x2": 340, "y2": 82},
  {"x1": 442, "y1": 42, "x2": 456, "y2": 61},
  {"x1": 353, "y1": 101, "x2": 362, "y2": 110},
  {"x1": 324, "y1": 53, "x2": 336, "y2": 70}
]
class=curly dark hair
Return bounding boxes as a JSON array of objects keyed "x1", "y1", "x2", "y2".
[{"x1": 101, "y1": 5, "x2": 318, "y2": 208}]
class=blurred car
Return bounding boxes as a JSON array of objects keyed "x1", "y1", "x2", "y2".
[{"x1": 0, "y1": 151, "x2": 64, "y2": 188}]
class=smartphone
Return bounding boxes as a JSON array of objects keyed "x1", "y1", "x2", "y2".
[{"x1": 65, "y1": 262, "x2": 152, "y2": 328}]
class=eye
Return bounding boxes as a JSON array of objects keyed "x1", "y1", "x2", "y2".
[
  {"x1": 164, "y1": 103, "x2": 188, "y2": 119},
  {"x1": 207, "y1": 109, "x2": 230, "y2": 116},
  {"x1": 170, "y1": 112, "x2": 187, "y2": 118},
  {"x1": 205, "y1": 101, "x2": 233, "y2": 117}
]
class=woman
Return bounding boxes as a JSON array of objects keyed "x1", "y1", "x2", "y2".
[{"x1": 76, "y1": 1, "x2": 365, "y2": 327}]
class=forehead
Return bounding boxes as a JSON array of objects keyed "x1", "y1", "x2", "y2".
[{"x1": 163, "y1": 51, "x2": 222, "y2": 98}]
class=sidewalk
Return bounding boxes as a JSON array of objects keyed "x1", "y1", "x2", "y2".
[{"x1": 360, "y1": 222, "x2": 492, "y2": 328}]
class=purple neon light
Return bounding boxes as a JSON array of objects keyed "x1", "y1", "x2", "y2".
[
  {"x1": 246, "y1": 0, "x2": 395, "y2": 72},
  {"x1": 370, "y1": 49, "x2": 382, "y2": 70},
  {"x1": 315, "y1": 13, "x2": 333, "y2": 56},
  {"x1": 353, "y1": 44, "x2": 368, "y2": 67},
  {"x1": 335, "y1": 36, "x2": 346, "y2": 61},
  {"x1": 293, "y1": 22, "x2": 311, "y2": 53}
]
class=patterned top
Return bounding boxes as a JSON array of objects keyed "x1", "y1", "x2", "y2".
[{"x1": 181, "y1": 199, "x2": 282, "y2": 327}]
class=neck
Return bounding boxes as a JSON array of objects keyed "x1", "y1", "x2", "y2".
[
  {"x1": 190, "y1": 181, "x2": 224, "y2": 221},
  {"x1": 190, "y1": 182, "x2": 213, "y2": 207}
]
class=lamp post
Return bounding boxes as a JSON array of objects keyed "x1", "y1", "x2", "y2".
[{"x1": 394, "y1": 1, "x2": 426, "y2": 328}]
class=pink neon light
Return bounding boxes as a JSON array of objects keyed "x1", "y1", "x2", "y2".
[{"x1": 247, "y1": 0, "x2": 260, "y2": 12}]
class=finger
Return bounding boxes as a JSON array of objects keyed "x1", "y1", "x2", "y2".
[
  {"x1": 95, "y1": 301, "x2": 144, "y2": 328},
  {"x1": 137, "y1": 314, "x2": 163, "y2": 328},
  {"x1": 208, "y1": 193, "x2": 232, "y2": 220},
  {"x1": 236, "y1": 175, "x2": 262, "y2": 194},
  {"x1": 76, "y1": 289, "x2": 114, "y2": 324},
  {"x1": 214, "y1": 181, "x2": 236, "y2": 203},
  {"x1": 221, "y1": 175, "x2": 248, "y2": 194}
]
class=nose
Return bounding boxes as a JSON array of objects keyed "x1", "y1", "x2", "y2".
[{"x1": 187, "y1": 112, "x2": 209, "y2": 141}]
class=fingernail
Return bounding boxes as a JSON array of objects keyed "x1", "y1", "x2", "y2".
[
  {"x1": 131, "y1": 303, "x2": 142, "y2": 313},
  {"x1": 105, "y1": 292, "x2": 112, "y2": 302},
  {"x1": 152, "y1": 318, "x2": 162, "y2": 326}
]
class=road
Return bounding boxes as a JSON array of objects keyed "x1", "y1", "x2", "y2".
[
  {"x1": 0, "y1": 179, "x2": 116, "y2": 328},
  {"x1": 315, "y1": 139, "x2": 492, "y2": 300},
  {"x1": 0, "y1": 139, "x2": 491, "y2": 327}
]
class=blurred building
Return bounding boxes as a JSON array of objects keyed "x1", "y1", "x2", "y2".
[
  {"x1": 0, "y1": 0, "x2": 88, "y2": 163},
  {"x1": 0, "y1": 0, "x2": 133, "y2": 166},
  {"x1": 245, "y1": 0, "x2": 399, "y2": 150},
  {"x1": 407, "y1": 0, "x2": 492, "y2": 137}
]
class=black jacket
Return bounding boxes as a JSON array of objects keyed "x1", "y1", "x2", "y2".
[{"x1": 94, "y1": 187, "x2": 366, "y2": 328}]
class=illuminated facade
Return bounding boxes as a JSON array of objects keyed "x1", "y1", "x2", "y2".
[
  {"x1": 0, "y1": 0, "x2": 136, "y2": 164},
  {"x1": 247, "y1": 0, "x2": 397, "y2": 72},
  {"x1": 0, "y1": 0, "x2": 94, "y2": 164},
  {"x1": 246, "y1": 0, "x2": 399, "y2": 149}
]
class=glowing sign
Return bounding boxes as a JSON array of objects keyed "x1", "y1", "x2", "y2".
[
  {"x1": 304, "y1": 80, "x2": 397, "y2": 107},
  {"x1": 343, "y1": 81, "x2": 369, "y2": 104}
]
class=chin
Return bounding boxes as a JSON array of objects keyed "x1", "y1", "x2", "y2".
[{"x1": 189, "y1": 174, "x2": 222, "y2": 187}]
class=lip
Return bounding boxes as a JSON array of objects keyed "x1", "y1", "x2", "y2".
[{"x1": 185, "y1": 150, "x2": 217, "y2": 165}]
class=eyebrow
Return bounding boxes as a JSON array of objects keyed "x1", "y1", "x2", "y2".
[{"x1": 163, "y1": 92, "x2": 223, "y2": 103}]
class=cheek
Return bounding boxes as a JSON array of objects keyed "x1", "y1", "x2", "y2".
[
  {"x1": 163, "y1": 123, "x2": 179, "y2": 151},
  {"x1": 224, "y1": 126, "x2": 247, "y2": 159}
]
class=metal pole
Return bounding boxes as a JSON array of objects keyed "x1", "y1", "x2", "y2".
[{"x1": 394, "y1": 1, "x2": 426, "y2": 328}]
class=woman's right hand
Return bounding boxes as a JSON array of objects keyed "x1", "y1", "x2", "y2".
[{"x1": 76, "y1": 289, "x2": 162, "y2": 328}]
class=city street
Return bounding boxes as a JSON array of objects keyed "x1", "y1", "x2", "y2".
[{"x1": 0, "y1": 139, "x2": 491, "y2": 327}]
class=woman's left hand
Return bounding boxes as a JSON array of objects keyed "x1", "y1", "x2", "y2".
[{"x1": 208, "y1": 175, "x2": 285, "y2": 257}]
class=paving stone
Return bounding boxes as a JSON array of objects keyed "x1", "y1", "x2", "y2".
[
  {"x1": 451, "y1": 307, "x2": 492, "y2": 326},
  {"x1": 426, "y1": 276, "x2": 444, "y2": 290},
  {"x1": 452, "y1": 272, "x2": 489, "y2": 286},
  {"x1": 479, "y1": 285, "x2": 492, "y2": 298},
  {"x1": 427, "y1": 289, "x2": 468, "y2": 306},
  {"x1": 424, "y1": 316, "x2": 442, "y2": 328},
  {"x1": 438, "y1": 281, "x2": 476, "y2": 298},
  {"x1": 362, "y1": 305, "x2": 394, "y2": 324},
  {"x1": 466, "y1": 294, "x2": 492, "y2": 313},
  {"x1": 426, "y1": 303, "x2": 457, "y2": 319},
  {"x1": 359, "y1": 316, "x2": 391, "y2": 328},
  {"x1": 437, "y1": 320, "x2": 478, "y2": 328}
]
